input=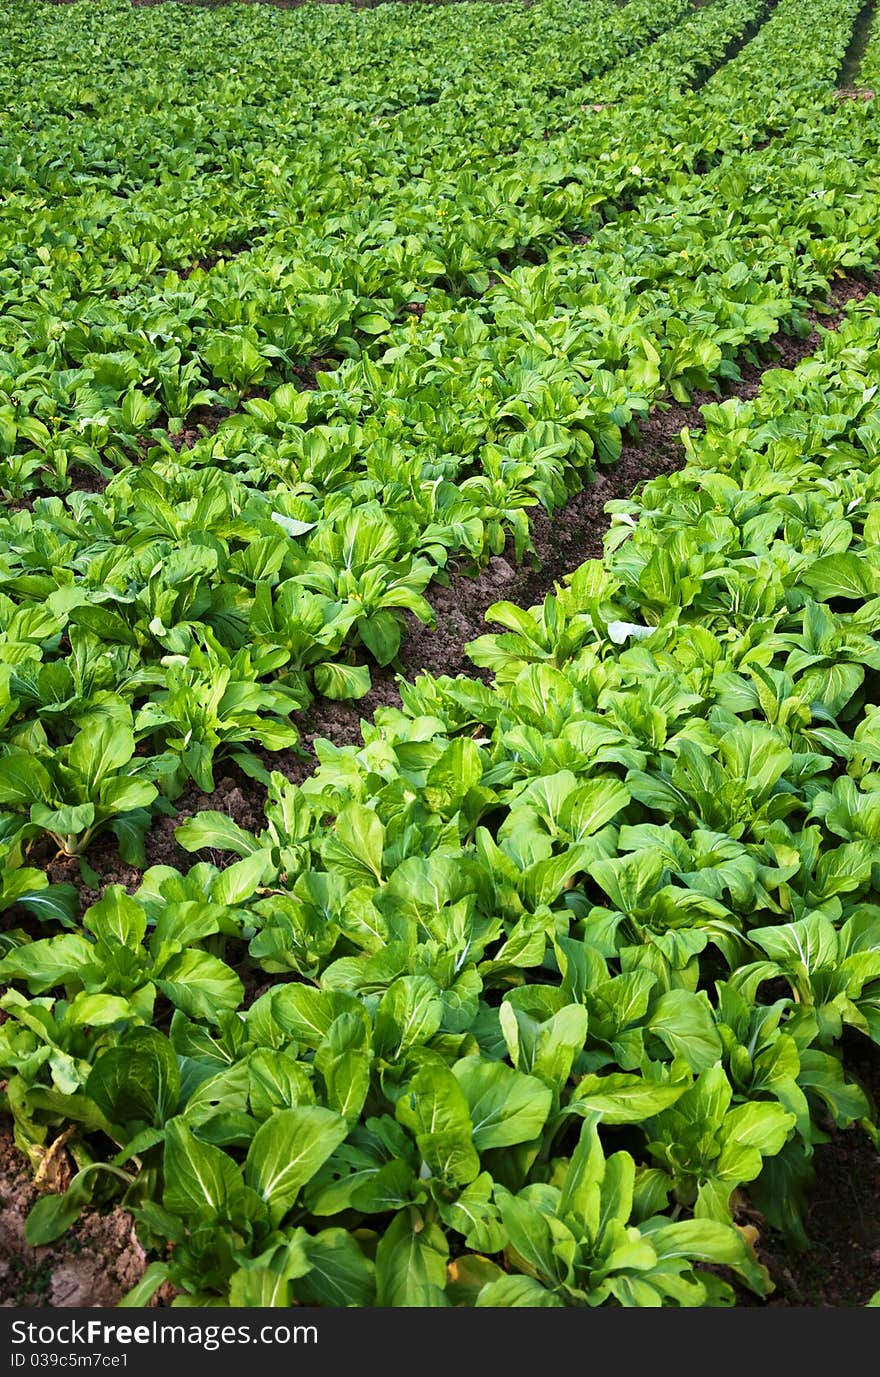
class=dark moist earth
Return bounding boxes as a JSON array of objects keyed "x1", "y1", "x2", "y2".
[{"x1": 3, "y1": 274, "x2": 880, "y2": 1308}]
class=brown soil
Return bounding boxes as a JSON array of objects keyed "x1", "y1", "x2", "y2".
[
  {"x1": 166, "y1": 403, "x2": 231, "y2": 452},
  {"x1": 145, "y1": 771, "x2": 267, "y2": 870},
  {"x1": 0, "y1": 1129, "x2": 148, "y2": 1308},
  {"x1": 66, "y1": 467, "x2": 110, "y2": 496},
  {"x1": 289, "y1": 355, "x2": 339, "y2": 390}
]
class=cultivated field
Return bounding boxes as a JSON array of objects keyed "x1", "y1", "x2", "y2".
[{"x1": 2, "y1": 0, "x2": 880, "y2": 1309}]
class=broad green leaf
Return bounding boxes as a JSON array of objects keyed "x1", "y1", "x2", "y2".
[
  {"x1": 476, "y1": 1275, "x2": 564, "y2": 1306},
  {"x1": 175, "y1": 811, "x2": 263, "y2": 857},
  {"x1": 272, "y1": 985, "x2": 365, "y2": 1049},
  {"x1": 87, "y1": 1029, "x2": 180, "y2": 1130},
  {"x1": 313, "y1": 662, "x2": 372, "y2": 701},
  {"x1": 437, "y1": 1172, "x2": 505, "y2": 1253},
  {"x1": 396, "y1": 1064, "x2": 480, "y2": 1187},
  {"x1": 228, "y1": 1237, "x2": 311, "y2": 1307},
  {"x1": 244, "y1": 1106, "x2": 348, "y2": 1223},
  {"x1": 750, "y1": 912, "x2": 838, "y2": 973},
  {"x1": 374, "y1": 975, "x2": 444, "y2": 1057},
  {"x1": 452, "y1": 1057, "x2": 552, "y2": 1151},
  {"x1": 0, "y1": 933, "x2": 93, "y2": 993},
  {"x1": 68, "y1": 717, "x2": 135, "y2": 790},
  {"x1": 163, "y1": 1118, "x2": 242, "y2": 1220},
  {"x1": 496, "y1": 1186, "x2": 574, "y2": 1289},
  {"x1": 321, "y1": 802, "x2": 385, "y2": 883},
  {"x1": 647, "y1": 990, "x2": 722, "y2": 1071},
  {"x1": 118, "y1": 1262, "x2": 172, "y2": 1308},
  {"x1": 0, "y1": 753, "x2": 52, "y2": 805},
  {"x1": 374, "y1": 1210, "x2": 449, "y2": 1307},
  {"x1": 644, "y1": 1217, "x2": 769, "y2": 1296},
  {"x1": 83, "y1": 886, "x2": 146, "y2": 949},
  {"x1": 801, "y1": 553, "x2": 874, "y2": 601},
  {"x1": 30, "y1": 802, "x2": 96, "y2": 837},
  {"x1": 295, "y1": 1229, "x2": 376, "y2": 1307},
  {"x1": 569, "y1": 1072, "x2": 689, "y2": 1123},
  {"x1": 24, "y1": 1164, "x2": 130, "y2": 1246},
  {"x1": 154, "y1": 949, "x2": 243, "y2": 1024}
]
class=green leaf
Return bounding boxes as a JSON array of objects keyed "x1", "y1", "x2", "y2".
[
  {"x1": 452, "y1": 1057, "x2": 552, "y2": 1150},
  {"x1": 750, "y1": 912, "x2": 837, "y2": 973},
  {"x1": 801, "y1": 552, "x2": 874, "y2": 601},
  {"x1": 26, "y1": 1163, "x2": 133, "y2": 1245},
  {"x1": 25, "y1": 1177, "x2": 95, "y2": 1247},
  {"x1": 374, "y1": 1210, "x2": 449, "y2": 1307},
  {"x1": 647, "y1": 990, "x2": 723, "y2": 1071},
  {"x1": 358, "y1": 609, "x2": 401, "y2": 666},
  {"x1": 321, "y1": 802, "x2": 385, "y2": 884},
  {"x1": 569, "y1": 1072, "x2": 690, "y2": 1124},
  {"x1": 210, "y1": 851, "x2": 272, "y2": 905},
  {"x1": 175, "y1": 811, "x2": 263, "y2": 857},
  {"x1": 271, "y1": 512, "x2": 317, "y2": 538},
  {"x1": 798, "y1": 1049, "x2": 871, "y2": 1125},
  {"x1": 500, "y1": 1000, "x2": 588, "y2": 1089},
  {"x1": 248, "y1": 1049, "x2": 316, "y2": 1119},
  {"x1": 66, "y1": 993, "x2": 134, "y2": 1027},
  {"x1": 295, "y1": 1229, "x2": 376, "y2": 1306},
  {"x1": 30, "y1": 802, "x2": 96, "y2": 838},
  {"x1": 68, "y1": 716, "x2": 136, "y2": 790},
  {"x1": 83, "y1": 886, "x2": 146, "y2": 949},
  {"x1": 0, "y1": 933, "x2": 93, "y2": 993},
  {"x1": 24, "y1": 1162, "x2": 118, "y2": 1250},
  {"x1": 713, "y1": 1100, "x2": 795, "y2": 1187},
  {"x1": 86, "y1": 1029, "x2": 180, "y2": 1130},
  {"x1": 163, "y1": 1118, "x2": 242, "y2": 1221},
  {"x1": 154, "y1": 949, "x2": 243, "y2": 1024},
  {"x1": 749, "y1": 1140, "x2": 815, "y2": 1248},
  {"x1": 496, "y1": 1187, "x2": 574, "y2": 1289},
  {"x1": 374, "y1": 975, "x2": 444, "y2": 1057},
  {"x1": 355, "y1": 313, "x2": 391, "y2": 335},
  {"x1": 718, "y1": 724, "x2": 792, "y2": 799},
  {"x1": 557, "y1": 1112, "x2": 607, "y2": 1234},
  {"x1": 476, "y1": 1274, "x2": 564, "y2": 1307},
  {"x1": 228, "y1": 1237, "x2": 311, "y2": 1306},
  {"x1": 396, "y1": 1063, "x2": 480, "y2": 1187},
  {"x1": 644, "y1": 1217, "x2": 769, "y2": 1296},
  {"x1": 313, "y1": 662, "x2": 372, "y2": 701},
  {"x1": 0, "y1": 753, "x2": 52, "y2": 805},
  {"x1": 437, "y1": 1172, "x2": 505, "y2": 1253},
  {"x1": 271, "y1": 986, "x2": 364, "y2": 1049},
  {"x1": 118, "y1": 1262, "x2": 172, "y2": 1308},
  {"x1": 315, "y1": 1012, "x2": 372, "y2": 1122},
  {"x1": 14, "y1": 881, "x2": 78, "y2": 927},
  {"x1": 244, "y1": 1106, "x2": 348, "y2": 1223}
]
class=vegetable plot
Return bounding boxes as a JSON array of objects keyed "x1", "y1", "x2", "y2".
[{"x1": 1, "y1": 0, "x2": 880, "y2": 1309}]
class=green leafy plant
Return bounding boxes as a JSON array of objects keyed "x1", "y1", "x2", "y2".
[{"x1": 0, "y1": 710, "x2": 174, "y2": 863}]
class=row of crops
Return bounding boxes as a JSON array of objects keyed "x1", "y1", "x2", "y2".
[{"x1": 1, "y1": 0, "x2": 880, "y2": 1307}]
